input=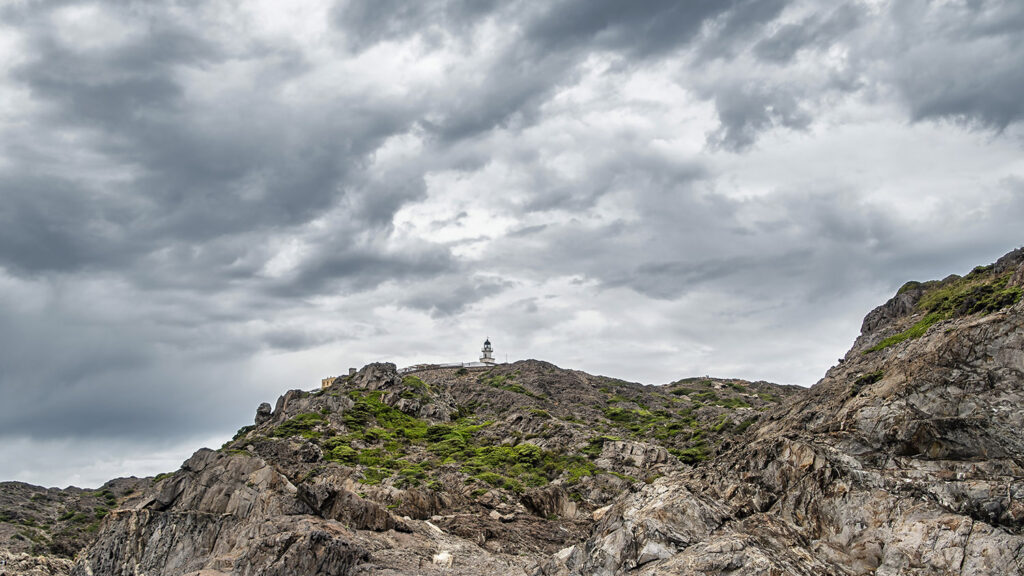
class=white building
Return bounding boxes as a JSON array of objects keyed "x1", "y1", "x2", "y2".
[{"x1": 480, "y1": 337, "x2": 496, "y2": 365}]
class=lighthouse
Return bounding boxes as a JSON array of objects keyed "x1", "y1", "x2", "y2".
[{"x1": 480, "y1": 338, "x2": 496, "y2": 365}]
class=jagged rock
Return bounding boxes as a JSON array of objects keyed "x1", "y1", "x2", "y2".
[
  {"x1": 255, "y1": 402, "x2": 273, "y2": 425},
  {"x1": 350, "y1": 362, "x2": 402, "y2": 391},
  {"x1": 522, "y1": 485, "x2": 578, "y2": 519},
  {"x1": 0, "y1": 550, "x2": 73, "y2": 576},
  {"x1": 595, "y1": 440, "x2": 669, "y2": 478},
  {"x1": 45, "y1": 248, "x2": 1024, "y2": 575},
  {"x1": 297, "y1": 476, "x2": 401, "y2": 531},
  {"x1": 554, "y1": 252, "x2": 1024, "y2": 576}
]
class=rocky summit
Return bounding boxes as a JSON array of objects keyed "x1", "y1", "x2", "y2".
[{"x1": 5, "y1": 248, "x2": 1024, "y2": 575}]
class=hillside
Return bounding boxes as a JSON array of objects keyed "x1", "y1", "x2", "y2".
[
  {"x1": 61, "y1": 363, "x2": 795, "y2": 574},
  {"x1": 4, "y1": 247, "x2": 1024, "y2": 575},
  {"x1": 0, "y1": 478, "x2": 149, "y2": 560}
]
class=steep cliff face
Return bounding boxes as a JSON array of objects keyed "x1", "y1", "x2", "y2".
[
  {"x1": 550, "y1": 249, "x2": 1024, "y2": 575},
  {"x1": 66, "y1": 248, "x2": 1024, "y2": 575}
]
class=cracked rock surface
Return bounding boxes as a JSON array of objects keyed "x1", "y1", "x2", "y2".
[{"x1": 15, "y1": 249, "x2": 1024, "y2": 575}]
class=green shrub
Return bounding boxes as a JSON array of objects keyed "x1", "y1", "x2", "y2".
[
  {"x1": 671, "y1": 446, "x2": 708, "y2": 464},
  {"x1": 324, "y1": 445, "x2": 357, "y2": 464},
  {"x1": 359, "y1": 467, "x2": 389, "y2": 485},
  {"x1": 564, "y1": 460, "x2": 598, "y2": 483},
  {"x1": 713, "y1": 397, "x2": 750, "y2": 409},
  {"x1": 271, "y1": 413, "x2": 326, "y2": 439},
  {"x1": 868, "y1": 270, "x2": 1022, "y2": 353}
]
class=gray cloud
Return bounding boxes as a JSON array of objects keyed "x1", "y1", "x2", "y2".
[
  {"x1": 754, "y1": 4, "x2": 863, "y2": 63},
  {"x1": 1, "y1": 0, "x2": 1024, "y2": 486},
  {"x1": 887, "y1": 1, "x2": 1024, "y2": 129}
]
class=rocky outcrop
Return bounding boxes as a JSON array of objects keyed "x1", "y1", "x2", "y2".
[
  {"x1": 0, "y1": 550, "x2": 72, "y2": 576},
  {"x1": 521, "y1": 485, "x2": 578, "y2": 520},
  {"x1": 548, "y1": 251, "x2": 1024, "y2": 575},
  {"x1": 0, "y1": 477, "x2": 149, "y2": 560},
  {"x1": 255, "y1": 402, "x2": 273, "y2": 425},
  {"x1": 53, "y1": 248, "x2": 1024, "y2": 575},
  {"x1": 594, "y1": 440, "x2": 670, "y2": 479}
]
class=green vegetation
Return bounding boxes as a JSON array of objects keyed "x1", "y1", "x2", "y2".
[
  {"x1": 866, "y1": 313, "x2": 942, "y2": 353},
  {"x1": 734, "y1": 417, "x2": 758, "y2": 433},
  {"x1": 232, "y1": 425, "x2": 255, "y2": 442},
  {"x1": 399, "y1": 375, "x2": 433, "y2": 402},
  {"x1": 691, "y1": 390, "x2": 719, "y2": 402},
  {"x1": 271, "y1": 412, "x2": 327, "y2": 439},
  {"x1": 670, "y1": 445, "x2": 709, "y2": 464},
  {"x1": 710, "y1": 415, "x2": 730, "y2": 433},
  {"x1": 479, "y1": 371, "x2": 541, "y2": 398},
  {"x1": 344, "y1": 391, "x2": 428, "y2": 440},
  {"x1": 713, "y1": 397, "x2": 750, "y2": 409},
  {"x1": 868, "y1": 269, "x2": 1022, "y2": 353},
  {"x1": 92, "y1": 489, "x2": 117, "y2": 507},
  {"x1": 850, "y1": 370, "x2": 884, "y2": 397},
  {"x1": 360, "y1": 467, "x2": 389, "y2": 485},
  {"x1": 304, "y1": 386, "x2": 600, "y2": 489}
]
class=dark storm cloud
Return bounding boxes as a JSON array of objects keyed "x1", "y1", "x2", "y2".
[
  {"x1": 1, "y1": 1, "x2": 439, "y2": 288},
  {"x1": 887, "y1": 1, "x2": 1024, "y2": 130},
  {"x1": 705, "y1": 83, "x2": 812, "y2": 151}
]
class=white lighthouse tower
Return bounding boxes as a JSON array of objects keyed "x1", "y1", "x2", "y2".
[{"x1": 480, "y1": 338, "x2": 496, "y2": 365}]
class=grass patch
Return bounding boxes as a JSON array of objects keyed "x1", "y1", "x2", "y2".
[
  {"x1": 479, "y1": 371, "x2": 541, "y2": 398},
  {"x1": 344, "y1": 391, "x2": 428, "y2": 440},
  {"x1": 359, "y1": 467, "x2": 389, "y2": 485},
  {"x1": 866, "y1": 313, "x2": 942, "y2": 353},
  {"x1": 868, "y1": 270, "x2": 1022, "y2": 353},
  {"x1": 713, "y1": 397, "x2": 750, "y2": 409},
  {"x1": 670, "y1": 445, "x2": 708, "y2": 464},
  {"x1": 271, "y1": 412, "x2": 326, "y2": 439}
]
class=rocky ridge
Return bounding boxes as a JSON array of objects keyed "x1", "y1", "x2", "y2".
[
  {"x1": 67, "y1": 357, "x2": 795, "y2": 574},
  {"x1": 9, "y1": 248, "x2": 1024, "y2": 575},
  {"x1": 547, "y1": 248, "x2": 1024, "y2": 575},
  {"x1": 0, "y1": 478, "x2": 149, "y2": 559}
]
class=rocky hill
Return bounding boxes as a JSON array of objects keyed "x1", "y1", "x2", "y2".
[
  {"x1": 66, "y1": 363, "x2": 796, "y2": 575},
  {"x1": 7, "y1": 248, "x2": 1024, "y2": 575},
  {"x1": 548, "y1": 248, "x2": 1024, "y2": 575},
  {"x1": 0, "y1": 478, "x2": 149, "y2": 560}
]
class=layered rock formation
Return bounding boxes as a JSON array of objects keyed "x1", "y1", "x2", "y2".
[
  {"x1": 549, "y1": 249, "x2": 1024, "y2": 575},
  {"x1": 13, "y1": 248, "x2": 1024, "y2": 575}
]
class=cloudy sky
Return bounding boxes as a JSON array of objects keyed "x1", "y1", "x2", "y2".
[{"x1": 1, "y1": 0, "x2": 1023, "y2": 488}]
